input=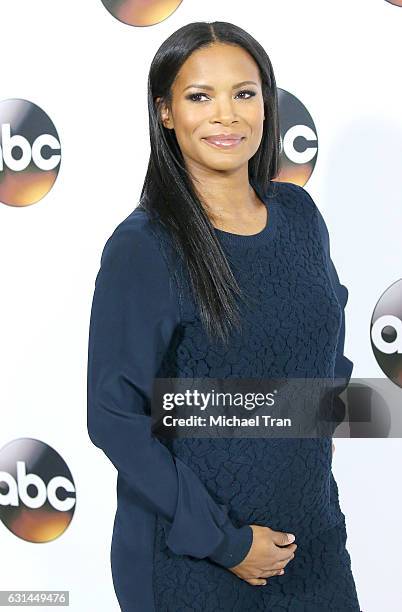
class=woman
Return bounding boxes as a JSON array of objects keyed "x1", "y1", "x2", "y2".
[{"x1": 87, "y1": 21, "x2": 361, "y2": 611}]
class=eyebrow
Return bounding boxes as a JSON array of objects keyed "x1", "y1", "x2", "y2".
[{"x1": 183, "y1": 80, "x2": 258, "y2": 92}]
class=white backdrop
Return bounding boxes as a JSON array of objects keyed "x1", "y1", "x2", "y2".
[{"x1": 1, "y1": 0, "x2": 401, "y2": 610}]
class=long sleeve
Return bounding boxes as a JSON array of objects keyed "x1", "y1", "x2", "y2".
[
  {"x1": 86, "y1": 217, "x2": 253, "y2": 568},
  {"x1": 314, "y1": 202, "x2": 354, "y2": 382},
  {"x1": 297, "y1": 186, "x2": 354, "y2": 429}
]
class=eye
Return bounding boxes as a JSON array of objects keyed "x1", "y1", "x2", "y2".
[
  {"x1": 185, "y1": 89, "x2": 257, "y2": 102},
  {"x1": 186, "y1": 93, "x2": 209, "y2": 102},
  {"x1": 236, "y1": 89, "x2": 257, "y2": 100}
]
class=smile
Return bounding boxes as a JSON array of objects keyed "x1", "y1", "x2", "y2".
[{"x1": 201, "y1": 137, "x2": 245, "y2": 149}]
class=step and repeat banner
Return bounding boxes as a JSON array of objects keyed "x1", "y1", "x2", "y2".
[{"x1": 1, "y1": 1, "x2": 401, "y2": 610}]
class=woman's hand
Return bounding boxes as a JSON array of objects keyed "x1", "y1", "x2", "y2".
[{"x1": 228, "y1": 524, "x2": 297, "y2": 586}]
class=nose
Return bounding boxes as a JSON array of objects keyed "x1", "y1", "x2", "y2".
[{"x1": 210, "y1": 94, "x2": 238, "y2": 125}]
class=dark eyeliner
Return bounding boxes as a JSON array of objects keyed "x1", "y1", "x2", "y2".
[{"x1": 185, "y1": 89, "x2": 257, "y2": 102}]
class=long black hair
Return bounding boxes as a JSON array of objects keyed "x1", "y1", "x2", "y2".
[{"x1": 139, "y1": 21, "x2": 281, "y2": 345}]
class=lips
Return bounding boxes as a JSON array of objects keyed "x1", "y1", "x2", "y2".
[
  {"x1": 203, "y1": 134, "x2": 244, "y2": 146},
  {"x1": 205, "y1": 138, "x2": 242, "y2": 146},
  {"x1": 202, "y1": 134, "x2": 245, "y2": 149}
]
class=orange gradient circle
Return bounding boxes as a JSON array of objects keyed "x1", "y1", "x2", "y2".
[
  {"x1": 0, "y1": 98, "x2": 61, "y2": 207},
  {"x1": 0, "y1": 438, "x2": 76, "y2": 543},
  {"x1": 101, "y1": 0, "x2": 183, "y2": 26},
  {"x1": 276, "y1": 88, "x2": 318, "y2": 187}
]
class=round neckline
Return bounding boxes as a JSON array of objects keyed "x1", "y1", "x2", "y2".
[{"x1": 213, "y1": 180, "x2": 278, "y2": 247}]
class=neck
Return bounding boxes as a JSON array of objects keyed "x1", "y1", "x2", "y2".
[{"x1": 188, "y1": 165, "x2": 260, "y2": 224}]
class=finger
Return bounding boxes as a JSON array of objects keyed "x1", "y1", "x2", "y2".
[
  {"x1": 246, "y1": 578, "x2": 268, "y2": 586},
  {"x1": 274, "y1": 544, "x2": 297, "y2": 559},
  {"x1": 275, "y1": 549, "x2": 296, "y2": 564},
  {"x1": 275, "y1": 542, "x2": 298, "y2": 554},
  {"x1": 259, "y1": 568, "x2": 285, "y2": 578},
  {"x1": 271, "y1": 544, "x2": 297, "y2": 564},
  {"x1": 260, "y1": 552, "x2": 296, "y2": 574},
  {"x1": 274, "y1": 532, "x2": 296, "y2": 547},
  {"x1": 276, "y1": 550, "x2": 296, "y2": 566}
]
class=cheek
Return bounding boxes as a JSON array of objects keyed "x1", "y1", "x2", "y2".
[
  {"x1": 244, "y1": 109, "x2": 264, "y2": 145},
  {"x1": 253, "y1": 118, "x2": 265, "y2": 140},
  {"x1": 173, "y1": 115, "x2": 201, "y2": 150},
  {"x1": 174, "y1": 103, "x2": 203, "y2": 133},
  {"x1": 246, "y1": 111, "x2": 265, "y2": 154},
  {"x1": 247, "y1": 102, "x2": 265, "y2": 125}
]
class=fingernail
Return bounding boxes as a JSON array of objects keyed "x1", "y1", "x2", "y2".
[
  {"x1": 261, "y1": 581, "x2": 267, "y2": 585},
  {"x1": 280, "y1": 569, "x2": 285, "y2": 575},
  {"x1": 287, "y1": 533, "x2": 295, "y2": 543}
]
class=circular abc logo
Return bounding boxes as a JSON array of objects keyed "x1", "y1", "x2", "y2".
[
  {"x1": 0, "y1": 438, "x2": 75, "y2": 543},
  {"x1": 370, "y1": 279, "x2": 402, "y2": 388},
  {"x1": 101, "y1": 0, "x2": 183, "y2": 26},
  {"x1": 277, "y1": 88, "x2": 318, "y2": 186},
  {"x1": 0, "y1": 99, "x2": 61, "y2": 207}
]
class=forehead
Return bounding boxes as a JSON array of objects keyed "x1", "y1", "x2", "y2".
[{"x1": 173, "y1": 43, "x2": 261, "y2": 90}]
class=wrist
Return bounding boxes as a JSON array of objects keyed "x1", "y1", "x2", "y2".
[{"x1": 208, "y1": 519, "x2": 253, "y2": 568}]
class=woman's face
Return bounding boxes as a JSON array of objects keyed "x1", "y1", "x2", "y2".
[{"x1": 158, "y1": 42, "x2": 265, "y2": 174}]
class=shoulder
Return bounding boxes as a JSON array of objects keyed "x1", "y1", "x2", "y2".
[
  {"x1": 273, "y1": 180, "x2": 329, "y2": 248},
  {"x1": 272, "y1": 180, "x2": 316, "y2": 213},
  {"x1": 95, "y1": 207, "x2": 180, "y2": 309},
  {"x1": 100, "y1": 206, "x2": 173, "y2": 273},
  {"x1": 91, "y1": 208, "x2": 181, "y2": 332},
  {"x1": 101, "y1": 207, "x2": 159, "y2": 257}
]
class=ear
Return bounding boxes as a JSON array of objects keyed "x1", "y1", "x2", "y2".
[{"x1": 155, "y1": 96, "x2": 174, "y2": 130}]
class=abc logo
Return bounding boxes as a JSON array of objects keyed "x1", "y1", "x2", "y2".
[
  {"x1": 0, "y1": 123, "x2": 60, "y2": 172},
  {"x1": 370, "y1": 279, "x2": 402, "y2": 388},
  {"x1": 0, "y1": 438, "x2": 75, "y2": 543},
  {"x1": 278, "y1": 88, "x2": 318, "y2": 185},
  {"x1": 371, "y1": 315, "x2": 402, "y2": 355},
  {"x1": 0, "y1": 98, "x2": 61, "y2": 207}
]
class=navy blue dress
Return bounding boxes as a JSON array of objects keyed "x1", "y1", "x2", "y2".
[{"x1": 87, "y1": 180, "x2": 361, "y2": 611}]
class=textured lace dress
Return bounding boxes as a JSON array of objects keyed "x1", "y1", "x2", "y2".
[{"x1": 87, "y1": 180, "x2": 361, "y2": 611}]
